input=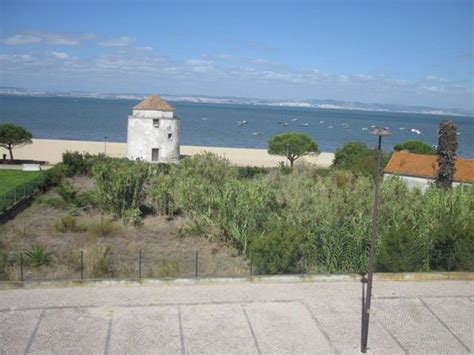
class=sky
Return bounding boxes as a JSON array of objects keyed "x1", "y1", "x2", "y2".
[{"x1": 0, "y1": 0, "x2": 473, "y2": 110}]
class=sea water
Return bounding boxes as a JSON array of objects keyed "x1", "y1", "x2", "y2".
[{"x1": 1, "y1": 95, "x2": 473, "y2": 157}]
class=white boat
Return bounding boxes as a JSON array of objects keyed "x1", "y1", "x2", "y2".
[
  {"x1": 320, "y1": 120, "x2": 324, "y2": 124},
  {"x1": 292, "y1": 118, "x2": 298, "y2": 122},
  {"x1": 362, "y1": 127, "x2": 368, "y2": 131},
  {"x1": 237, "y1": 120, "x2": 249, "y2": 126},
  {"x1": 202, "y1": 117, "x2": 208, "y2": 120},
  {"x1": 411, "y1": 128, "x2": 421, "y2": 134},
  {"x1": 300, "y1": 123, "x2": 309, "y2": 126},
  {"x1": 328, "y1": 125, "x2": 333, "y2": 129},
  {"x1": 399, "y1": 127, "x2": 405, "y2": 130},
  {"x1": 252, "y1": 132, "x2": 261, "y2": 136}
]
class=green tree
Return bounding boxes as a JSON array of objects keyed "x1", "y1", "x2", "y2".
[
  {"x1": 0, "y1": 123, "x2": 33, "y2": 160},
  {"x1": 394, "y1": 140, "x2": 436, "y2": 155},
  {"x1": 436, "y1": 120, "x2": 458, "y2": 189},
  {"x1": 268, "y1": 132, "x2": 319, "y2": 167},
  {"x1": 333, "y1": 140, "x2": 391, "y2": 177}
]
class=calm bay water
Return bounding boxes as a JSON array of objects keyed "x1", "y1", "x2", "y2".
[{"x1": 1, "y1": 95, "x2": 473, "y2": 157}]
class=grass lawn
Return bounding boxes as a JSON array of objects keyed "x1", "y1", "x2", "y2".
[{"x1": 0, "y1": 170, "x2": 44, "y2": 195}]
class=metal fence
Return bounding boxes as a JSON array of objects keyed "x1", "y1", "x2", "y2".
[
  {"x1": 0, "y1": 175, "x2": 45, "y2": 212},
  {"x1": 1, "y1": 249, "x2": 257, "y2": 282}
]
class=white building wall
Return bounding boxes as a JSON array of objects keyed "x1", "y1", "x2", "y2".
[
  {"x1": 127, "y1": 112, "x2": 180, "y2": 163},
  {"x1": 384, "y1": 174, "x2": 469, "y2": 192}
]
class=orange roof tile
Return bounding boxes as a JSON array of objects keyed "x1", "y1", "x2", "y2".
[
  {"x1": 133, "y1": 95, "x2": 175, "y2": 111},
  {"x1": 384, "y1": 151, "x2": 474, "y2": 183}
]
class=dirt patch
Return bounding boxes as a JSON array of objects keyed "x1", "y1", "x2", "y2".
[{"x1": 0, "y1": 180, "x2": 249, "y2": 281}]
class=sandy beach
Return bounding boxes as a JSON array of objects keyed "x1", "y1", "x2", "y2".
[{"x1": 0, "y1": 139, "x2": 334, "y2": 168}]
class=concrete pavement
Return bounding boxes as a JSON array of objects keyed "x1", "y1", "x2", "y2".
[{"x1": 0, "y1": 278, "x2": 473, "y2": 354}]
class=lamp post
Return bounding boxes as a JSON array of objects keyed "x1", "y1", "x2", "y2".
[
  {"x1": 104, "y1": 136, "x2": 108, "y2": 156},
  {"x1": 361, "y1": 127, "x2": 391, "y2": 353}
]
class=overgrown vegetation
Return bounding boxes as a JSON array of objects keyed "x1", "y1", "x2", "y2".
[
  {"x1": 394, "y1": 140, "x2": 436, "y2": 155},
  {"x1": 2, "y1": 137, "x2": 472, "y2": 280},
  {"x1": 333, "y1": 141, "x2": 392, "y2": 177},
  {"x1": 149, "y1": 153, "x2": 473, "y2": 274}
]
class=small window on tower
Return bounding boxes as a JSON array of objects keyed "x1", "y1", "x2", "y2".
[
  {"x1": 153, "y1": 119, "x2": 160, "y2": 128},
  {"x1": 168, "y1": 133, "x2": 172, "y2": 139}
]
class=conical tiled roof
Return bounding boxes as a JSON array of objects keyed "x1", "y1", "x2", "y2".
[{"x1": 133, "y1": 95, "x2": 175, "y2": 111}]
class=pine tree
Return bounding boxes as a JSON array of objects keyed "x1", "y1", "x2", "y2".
[{"x1": 436, "y1": 120, "x2": 458, "y2": 189}]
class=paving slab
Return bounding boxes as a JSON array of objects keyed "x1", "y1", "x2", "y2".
[
  {"x1": 244, "y1": 301, "x2": 335, "y2": 354},
  {"x1": 28, "y1": 308, "x2": 110, "y2": 355},
  {"x1": 421, "y1": 297, "x2": 473, "y2": 352},
  {"x1": 304, "y1": 297, "x2": 405, "y2": 354},
  {"x1": 108, "y1": 306, "x2": 182, "y2": 354},
  {"x1": 180, "y1": 303, "x2": 257, "y2": 354},
  {"x1": 373, "y1": 298, "x2": 469, "y2": 354},
  {"x1": 0, "y1": 309, "x2": 42, "y2": 355}
]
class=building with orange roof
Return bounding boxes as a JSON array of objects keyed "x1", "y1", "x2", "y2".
[
  {"x1": 127, "y1": 94, "x2": 180, "y2": 163},
  {"x1": 383, "y1": 151, "x2": 474, "y2": 191}
]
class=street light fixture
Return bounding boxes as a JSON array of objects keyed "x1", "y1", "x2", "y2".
[{"x1": 361, "y1": 127, "x2": 391, "y2": 353}]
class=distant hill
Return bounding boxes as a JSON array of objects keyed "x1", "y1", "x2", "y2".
[{"x1": 1, "y1": 86, "x2": 472, "y2": 117}]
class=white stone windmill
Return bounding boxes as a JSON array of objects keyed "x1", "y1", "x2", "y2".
[{"x1": 127, "y1": 94, "x2": 180, "y2": 163}]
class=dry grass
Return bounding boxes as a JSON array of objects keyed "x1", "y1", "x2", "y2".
[{"x1": 0, "y1": 176, "x2": 248, "y2": 281}]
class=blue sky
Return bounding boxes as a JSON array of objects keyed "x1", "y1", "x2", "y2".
[{"x1": 0, "y1": 0, "x2": 472, "y2": 110}]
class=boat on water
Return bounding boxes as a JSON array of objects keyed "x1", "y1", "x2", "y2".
[
  {"x1": 399, "y1": 127, "x2": 405, "y2": 130},
  {"x1": 278, "y1": 122, "x2": 288, "y2": 126},
  {"x1": 252, "y1": 132, "x2": 261, "y2": 136},
  {"x1": 202, "y1": 117, "x2": 208, "y2": 120},
  {"x1": 292, "y1": 118, "x2": 298, "y2": 122},
  {"x1": 300, "y1": 123, "x2": 309, "y2": 127},
  {"x1": 411, "y1": 128, "x2": 421, "y2": 134},
  {"x1": 237, "y1": 120, "x2": 249, "y2": 126},
  {"x1": 320, "y1": 120, "x2": 324, "y2": 124},
  {"x1": 361, "y1": 127, "x2": 368, "y2": 131}
]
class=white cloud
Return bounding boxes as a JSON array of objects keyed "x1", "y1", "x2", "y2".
[
  {"x1": 98, "y1": 36, "x2": 136, "y2": 47},
  {"x1": 2, "y1": 34, "x2": 42, "y2": 45},
  {"x1": 185, "y1": 59, "x2": 215, "y2": 73},
  {"x1": 1, "y1": 32, "x2": 95, "y2": 46},
  {"x1": 51, "y1": 51, "x2": 70, "y2": 60}
]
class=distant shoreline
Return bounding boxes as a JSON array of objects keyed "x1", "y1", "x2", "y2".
[
  {"x1": 0, "y1": 139, "x2": 335, "y2": 168},
  {"x1": 1, "y1": 91, "x2": 471, "y2": 117}
]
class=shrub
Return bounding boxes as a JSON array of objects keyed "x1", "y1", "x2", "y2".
[
  {"x1": 26, "y1": 245, "x2": 53, "y2": 267},
  {"x1": 62, "y1": 151, "x2": 91, "y2": 177},
  {"x1": 84, "y1": 245, "x2": 112, "y2": 278},
  {"x1": 394, "y1": 140, "x2": 436, "y2": 155},
  {"x1": 54, "y1": 215, "x2": 86, "y2": 233},
  {"x1": 92, "y1": 159, "x2": 151, "y2": 220},
  {"x1": 251, "y1": 222, "x2": 306, "y2": 274},
  {"x1": 57, "y1": 180, "x2": 78, "y2": 204},
  {"x1": 39, "y1": 163, "x2": 66, "y2": 191},
  {"x1": 37, "y1": 195, "x2": 66, "y2": 209},
  {"x1": 333, "y1": 141, "x2": 391, "y2": 177},
  {"x1": 237, "y1": 166, "x2": 268, "y2": 179},
  {"x1": 87, "y1": 218, "x2": 119, "y2": 237}
]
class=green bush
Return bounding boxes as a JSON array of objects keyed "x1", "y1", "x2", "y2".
[
  {"x1": 394, "y1": 140, "x2": 436, "y2": 155},
  {"x1": 26, "y1": 245, "x2": 53, "y2": 267},
  {"x1": 87, "y1": 218, "x2": 119, "y2": 237},
  {"x1": 237, "y1": 166, "x2": 269, "y2": 179},
  {"x1": 57, "y1": 180, "x2": 78, "y2": 204},
  {"x1": 62, "y1": 151, "x2": 90, "y2": 177},
  {"x1": 37, "y1": 195, "x2": 66, "y2": 209},
  {"x1": 92, "y1": 159, "x2": 151, "y2": 221},
  {"x1": 54, "y1": 215, "x2": 86, "y2": 233},
  {"x1": 252, "y1": 222, "x2": 306, "y2": 274},
  {"x1": 333, "y1": 141, "x2": 391, "y2": 177},
  {"x1": 39, "y1": 164, "x2": 66, "y2": 191}
]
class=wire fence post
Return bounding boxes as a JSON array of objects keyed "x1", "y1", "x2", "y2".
[
  {"x1": 250, "y1": 250, "x2": 253, "y2": 277},
  {"x1": 80, "y1": 251, "x2": 84, "y2": 280},
  {"x1": 14, "y1": 187, "x2": 17, "y2": 205},
  {"x1": 20, "y1": 252, "x2": 24, "y2": 281},
  {"x1": 195, "y1": 251, "x2": 198, "y2": 278},
  {"x1": 138, "y1": 251, "x2": 142, "y2": 279}
]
